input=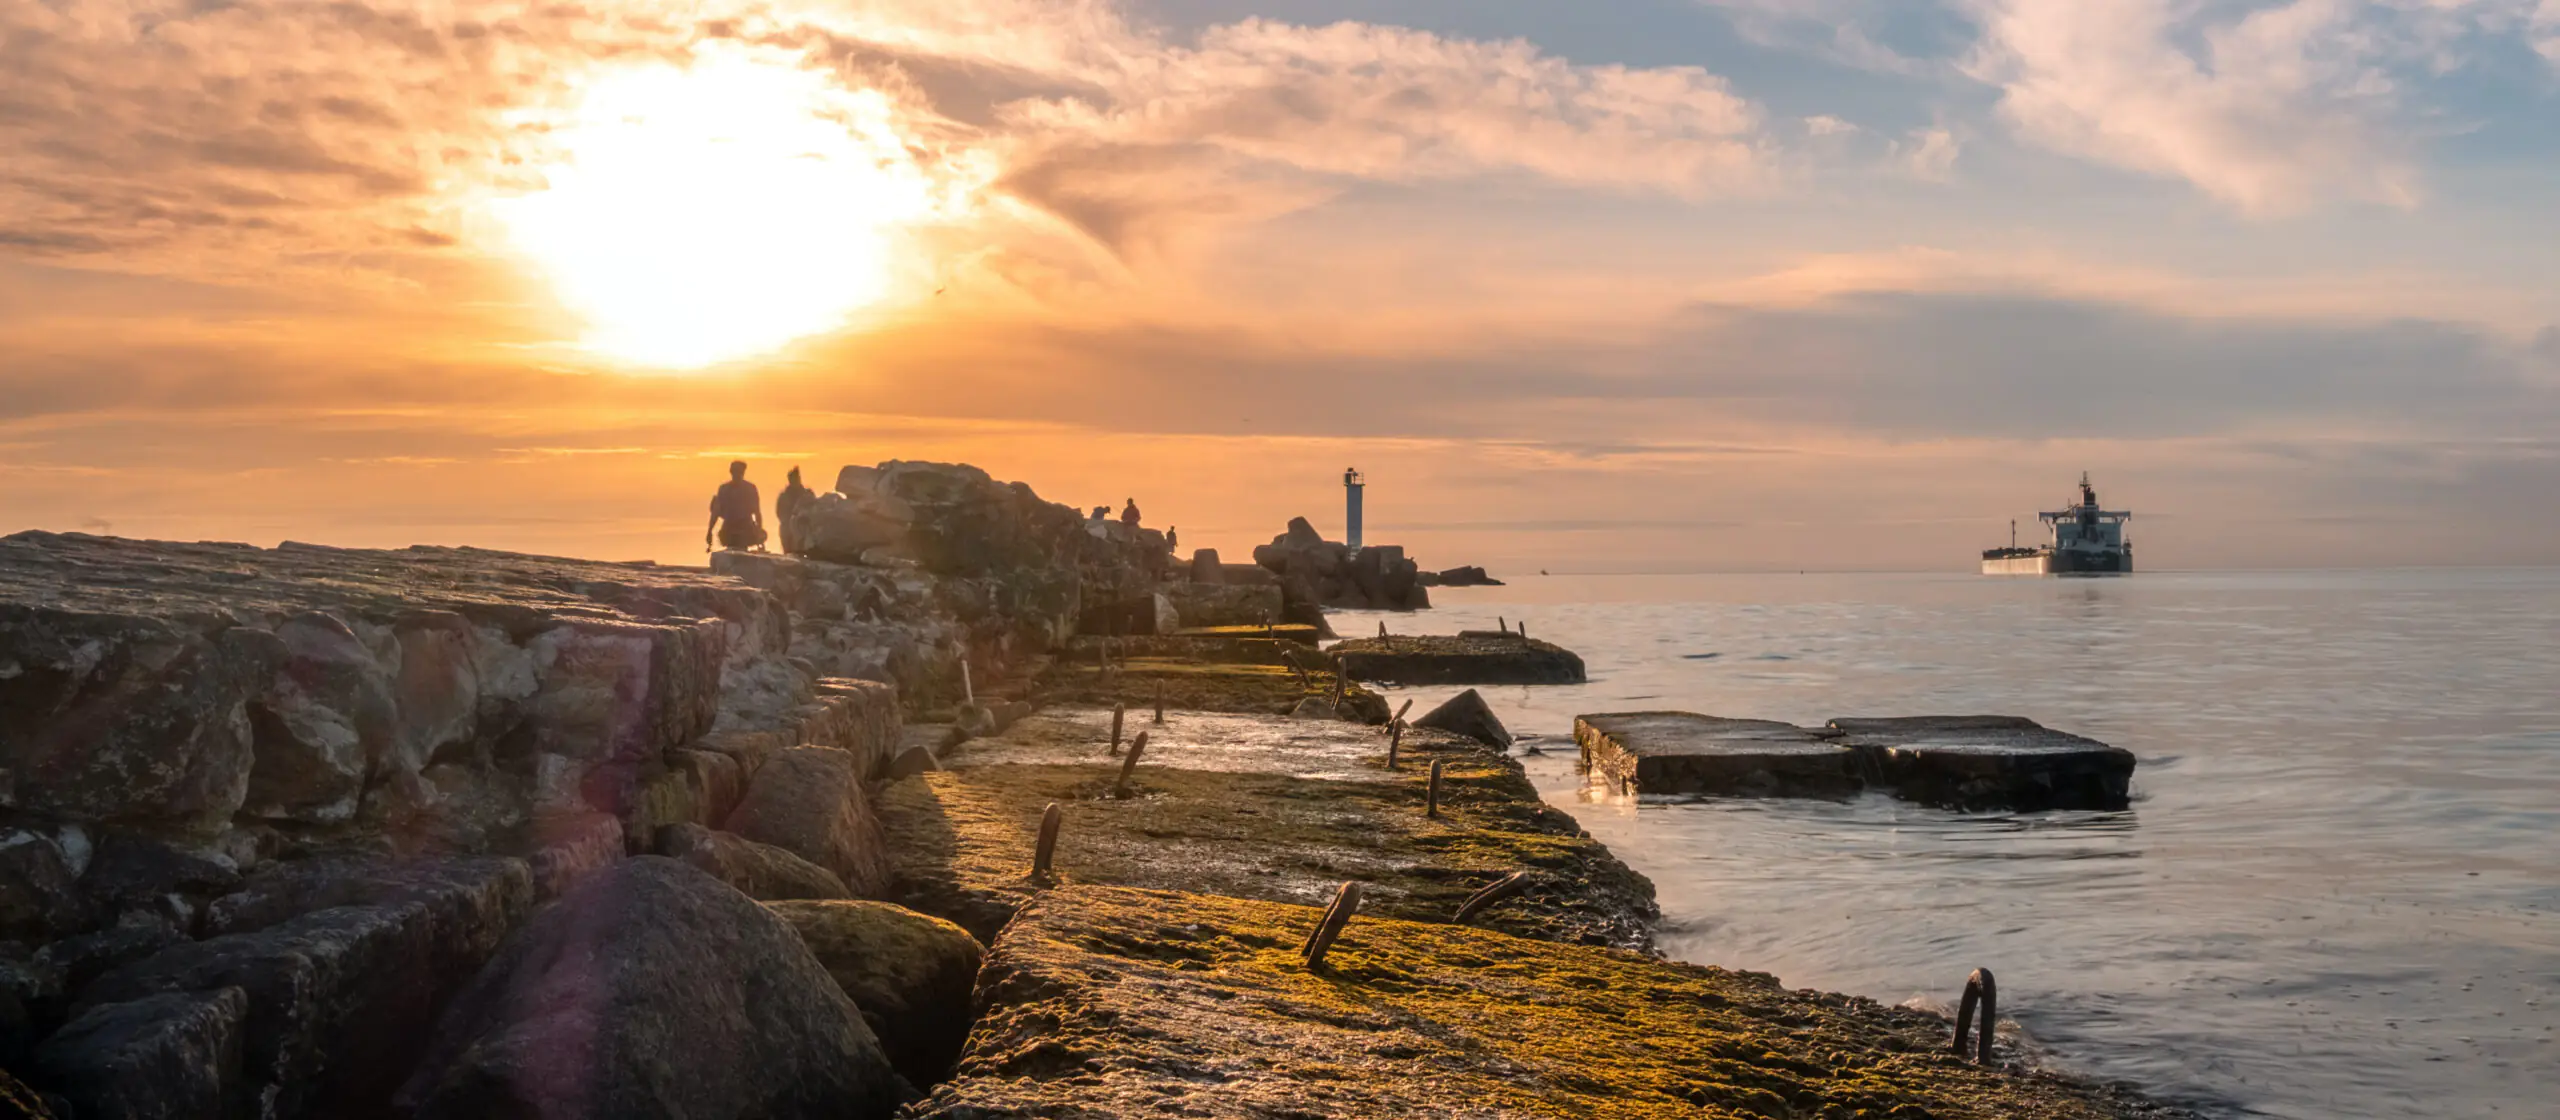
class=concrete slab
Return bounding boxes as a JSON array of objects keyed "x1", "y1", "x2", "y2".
[
  {"x1": 1331, "y1": 634, "x2": 1586, "y2": 685},
  {"x1": 1827, "y1": 716, "x2": 2136, "y2": 811},
  {"x1": 1574, "y1": 712, "x2": 1859, "y2": 797}
]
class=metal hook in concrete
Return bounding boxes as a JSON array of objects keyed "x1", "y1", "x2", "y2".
[
  {"x1": 1453, "y1": 871, "x2": 1532, "y2": 924},
  {"x1": 1301, "y1": 881, "x2": 1363, "y2": 971}
]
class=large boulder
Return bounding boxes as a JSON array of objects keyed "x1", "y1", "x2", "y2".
[
  {"x1": 396, "y1": 858, "x2": 908, "y2": 1120},
  {"x1": 243, "y1": 612, "x2": 392, "y2": 824},
  {"x1": 764, "y1": 900, "x2": 984, "y2": 1088},
  {"x1": 0, "y1": 606, "x2": 284, "y2": 831},
  {"x1": 656, "y1": 823, "x2": 851, "y2": 902},
  {"x1": 794, "y1": 491, "x2": 915, "y2": 565},
  {"x1": 724, "y1": 747, "x2": 891, "y2": 896},
  {"x1": 33, "y1": 989, "x2": 247, "y2": 1119}
]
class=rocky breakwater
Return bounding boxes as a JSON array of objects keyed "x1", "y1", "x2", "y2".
[
  {"x1": 1250, "y1": 516, "x2": 1429, "y2": 615},
  {"x1": 0, "y1": 531, "x2": 951, "y2": 1118},
  {"x1": 717, "y1": 459, "x2": 1166, "y2": 712}
]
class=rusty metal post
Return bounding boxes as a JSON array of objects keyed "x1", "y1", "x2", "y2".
[
  {"x1": 1386, "y1": 719, "x2": 1403, "y2": 771},
  {"x1": 1113, "y1": 730, "x2": 1150, "y2": 798},
  {"x1": 1301, "y1": 881, "x2": 1363, "y2": 971},
  {"x1": 1030, "y1": 802, "x2": 1063, "y2": 882},
  {"x1": 1153, "y1": 681, "x2": 1165, "y2": 723},
  {"x1": 1110, "y1": 702, "x2": 1126, "y2": 756},
  {"x1": 1426, "y1": 758, "x2": 1445, "y2": 818},
  {"x1": 1453, "y1": 871, "x2": 1532, "y2": 924},
  {"x1": 1952, "y1": 968, "x2": 1998, "y2": 1064}
]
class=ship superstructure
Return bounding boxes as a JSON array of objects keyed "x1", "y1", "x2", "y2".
[{"x1": 1982, "y1": 473, "x2": 2132, "y2": 575}]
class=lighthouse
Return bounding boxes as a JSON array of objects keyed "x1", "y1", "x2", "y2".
[{"x1": 1343, "y1": 467, "x2": 1365, "y2": 550}]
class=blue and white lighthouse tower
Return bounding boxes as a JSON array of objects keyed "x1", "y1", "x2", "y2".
[{"x1": 1343, "y1": 467, "x2": 1365, "y2": 550}]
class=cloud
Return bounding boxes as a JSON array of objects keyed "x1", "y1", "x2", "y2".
[
  {"x1": 1898, "y1": 127, "x2": 1960, "y2": 180},
  {"x1": 1961, "y1": 0, "x2": 2557, "y2": 214},
  {"x1": 0, "y1": 0, "x2": 1772, "y2": 281}
]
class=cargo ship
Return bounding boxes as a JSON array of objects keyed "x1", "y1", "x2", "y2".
[{"x1": 1982, "y1": 473, "x2": 2132, "y2": 575}]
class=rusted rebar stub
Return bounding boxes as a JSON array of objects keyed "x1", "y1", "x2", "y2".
[
  {"x1": 1389, "y1": 699, "x2": 1413, "y2": 729},
  {"x1": 1328, "y1": 669, "x2": 1347, "y2": 713},
  {"x1": 1110, "y1": 702, "x2": 1126, "y2": 757},
  {"x1": 1301, "y1": 881, "x2": 1363, "y2": 971},
  {"x1": 1029, "y1": 802, "x2": 1064, "y2": 882},
  {"x1": 1153, "y1": 681, "x2": 1165, "y2": 723},
  {"x1": 1951, "y1": 968, "x2": 1998, "y2": 1064},
  {"x1": 1377, "y1": 620, "x2": 1388, "y2": 638},
  {"x1": 1113, "y1": 730, "x2": 1150, "y2": 798},
  {"x1": 1453, "y1": 871, "x2": 1531, "y2": 924},
  {"x1": 1385, "y1": 720, "x2": 1404, "y2": 771},
  {"x1": 1425, "y1": 758, "x2": 1446, "y2": 818}
]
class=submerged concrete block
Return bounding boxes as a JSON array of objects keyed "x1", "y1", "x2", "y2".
[
  {"x1": 1828, "y1": 716, "x2": 2135, "y2": 811},
  {"x1": 1575, "y1": 713, "x2": 1858, "y2": 797}
]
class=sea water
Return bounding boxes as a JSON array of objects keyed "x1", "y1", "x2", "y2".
[{"x1": 1343, "y1": 569, "x2": 2559, "y2": 1119}]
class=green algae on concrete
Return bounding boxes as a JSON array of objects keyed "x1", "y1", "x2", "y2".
[
  {"x1": 915, "y1": 885, "x2": 2186, "y2": 1120},
  {"x1": 873, "y1": 714, "x2": 1655, "y2": 950}
]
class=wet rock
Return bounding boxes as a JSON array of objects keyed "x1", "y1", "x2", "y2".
[
  {"x1": 200, "y1": 854, "x2": 530, "y2": 943},
  {"x1": 1330, "y1": 633, "x2": 1586, "y2": 685},
  {"x1": 33, "y1": 988, "x2": 246, "y2": 1120},
  {"x1": 1828, "y1": 716, "x2": 2138, "y2": 811},
  {"x1": 397, "y1": 858, "x2": 907, "y2": 1120},
  {"x1": 764, "y1": 900, "x2": 983, "y2": 1088},
  {"x1": 884, "y1": 746, "x2": 939, "y2": 778},
  {"x1": 0, "y1": 605, "x2": 281, "y2": 830},
  {"x1": 1414, "y1": 688, "x2": 1513, "y2": 749},
  {"x1": 724, "y1": 747, "x2": 891, "y2": 897},
  {"x1": 656, "y1": 823, "x2": 851, "y2": 902},
  {"x1": 1188, "y1": 548, "x2": 1223, "y2": 583},
  {"x1": 1417, "y1": 565, "x2": 1504, "y2": 587},
  {"x1": 915, "y1": 886, "x2": 2153, "y2": 1120},
  {"x1": 34, "y1": 927, "x2": 184, "y2": 1004},
  {"x1": 1574, "y1": 713, "x2": 1859, "y2": 798}
]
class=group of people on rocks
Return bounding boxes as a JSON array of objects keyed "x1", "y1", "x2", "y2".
[{"x1": 704, "y1": 462, "x2": 1171, "y2": 556}]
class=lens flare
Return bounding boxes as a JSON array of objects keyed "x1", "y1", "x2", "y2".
[{"x1": 495, "y1": 50, "x2": 934, "y2": 368}]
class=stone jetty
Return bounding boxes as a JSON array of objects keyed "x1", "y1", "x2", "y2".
[
  {"x1": 1331, "y1": 631, "x2": 1588, "y2": 684},
  {"x1": 1577, "y1": 711, "x2": 2137, "y2": 810},
  {"x1": 0, "y1": 457, "x2": 2181, "y2": 1119}
]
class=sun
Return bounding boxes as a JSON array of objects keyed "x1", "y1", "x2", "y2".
[{"x1": 494, "y1": 50, "x2": 937, "y2": 368}]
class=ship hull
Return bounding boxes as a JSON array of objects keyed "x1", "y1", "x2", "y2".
[{"x1": 1980, "y1": 550, "x2": 2132, "y2": 575}]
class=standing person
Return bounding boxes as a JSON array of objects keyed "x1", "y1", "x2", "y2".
[
  {"x1": 1166, "y1": 525, "x2": 1178, "y2": 552},
  {"x1": 705, "y1": 460, "x2": 766, "y2": 552},
  {"x1": 1119, "y1": 498, "x2": 1141, "y2": 528},
  {"x1": 775, "y1": 466, "x2": 815, "y2": 556}
]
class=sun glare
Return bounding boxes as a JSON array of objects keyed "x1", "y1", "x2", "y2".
[{"x1": 495, "y1": 51, "x2": 936, "y2": 368}]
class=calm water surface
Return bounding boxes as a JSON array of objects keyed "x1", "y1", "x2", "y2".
[{"x1": 1344, "y1": 570, "x2": 2559, "y2": 1119}]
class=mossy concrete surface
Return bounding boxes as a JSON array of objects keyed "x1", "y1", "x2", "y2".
[
  {"x1": 916, "y1": 886, "x2": 2182, "y2": 1120},
  {"x1": 1040, "y1": 658, "x2": 1381, "y2": 718},
  {"x1": 873, "y1": 709, "x2": 1655, "y2": 950}
]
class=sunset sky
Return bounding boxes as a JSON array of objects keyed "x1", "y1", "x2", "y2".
[{"x1": 5, "y1": 0, "x2": 2557, "y2": 571}]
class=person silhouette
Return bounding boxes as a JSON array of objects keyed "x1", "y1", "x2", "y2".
[
  {"x1": 1120, "y1": 498, "x2": 1140, "y2": 527},
  {"x1": 775, "y1": 466, "x2": 815, "y2": 555},
  {"x1": 705, "y1": 461, "x2": 766, "y2": 552}
]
